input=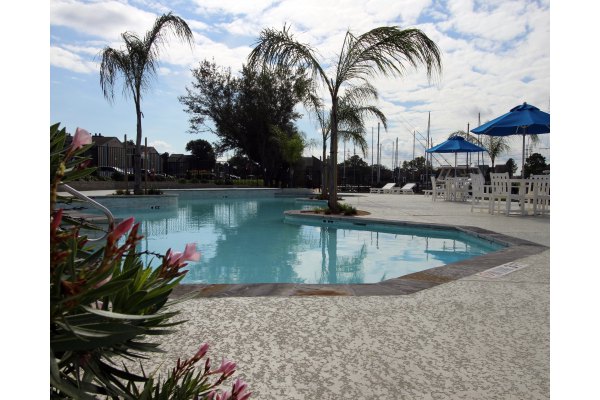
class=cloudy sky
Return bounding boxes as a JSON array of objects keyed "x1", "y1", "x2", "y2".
[{"x1": 50, "y1": 0, "x2": 550, "y2": 170}]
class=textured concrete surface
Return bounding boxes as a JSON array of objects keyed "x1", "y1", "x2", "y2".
[
  {"x1": 142, "y1": 252, "x2": 549, "y2": 399},
  {"x1": 97, "y1": 191, "x2": 549, "y2": 399}
]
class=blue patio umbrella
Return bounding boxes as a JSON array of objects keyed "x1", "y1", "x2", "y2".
[
  {"x1": 426, "y1": 136, "x2": 487, "y2": 177},
  {"x1": 471, "y1": 102, "x2": 550, "y2": 177}
]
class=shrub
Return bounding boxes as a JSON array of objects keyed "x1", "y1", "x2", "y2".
[
  {"x1": 50, "y1": 123, "x2": 251, "y2": 399},
  {"x1": 338, "y1": 202, "x2": 357, "y2": 216},
  {"x1": 178, "y1": 178, "x2": 187, "y2": 184}
]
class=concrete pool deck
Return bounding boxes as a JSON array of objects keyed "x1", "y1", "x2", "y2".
[{"x1": 79, "y1": 190, "x2": 550, "y2": 399}]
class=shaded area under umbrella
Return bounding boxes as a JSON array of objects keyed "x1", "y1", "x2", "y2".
[
  {"x1": 426, "y1": 136, "x2": 487, "y2": 177},
  {"x1": 471, "y1": 102, "x2": 550, "y2": 177}
]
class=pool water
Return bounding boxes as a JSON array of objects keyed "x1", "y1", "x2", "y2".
[{"x1": 113, "y1": 198, "x2": 503, "y2": 284}]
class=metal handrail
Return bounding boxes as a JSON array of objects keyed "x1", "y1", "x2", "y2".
[{"x1": 58, "y1": 184, "x2": 115, "y2": 243}]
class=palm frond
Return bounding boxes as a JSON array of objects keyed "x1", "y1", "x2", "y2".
[
  {"x1": 337, "y1": 26, "x2": 442, "y2": 87},
  {"x1": 248, "y1": 24, "x2": 331, "y2": 92},
  {"x1": 99, "y1": 47, "x2": 133, "y2": 103},
  {"x1": 338, "y1": 129, "x2": 369, "y2": 156},
  {"x1": 340, "y1": 82, "x2": 378, "y2": 107},
  {"x1": 99, "y1": 12, "x2": 193, "y2": 104}
]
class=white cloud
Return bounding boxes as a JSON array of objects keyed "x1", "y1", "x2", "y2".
[
  {"x1": 191, "y1": 0, "x2": 277, "y2": 16},
  {"x1": 50, "y1": 46, "x2": 98, "y2": 74},
  {"x1": 149, "y1": 140, "x2": 174, "y2": 154},
  {"x1": 50, "y1": 0, "x2": 158, "y2": 41},
  {"x1": 62, "y1": 44, "x2": 103, "y2": 56}
]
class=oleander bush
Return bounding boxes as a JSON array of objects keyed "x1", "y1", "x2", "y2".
[{"x1": 50, "y1": 123, "x2": 251, "y2": 399}]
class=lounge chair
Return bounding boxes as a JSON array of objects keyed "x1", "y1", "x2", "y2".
[
  {"x1": 391, "y1": 183, "x2": 416, "y2": 194},
  {"x1": 370, "y1": 183, "x2": 395, "y2": 194}
]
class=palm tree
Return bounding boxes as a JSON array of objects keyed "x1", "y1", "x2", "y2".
[
  {"x1": 305, "y1": 83, "x2": 386, "y2": 197},
  {"x1": 99, "y1": 13, "x2": 193, "y2": 194},
  {"x1": 483, "y1": 136, "x2": 511, "y2": 169},
  {"x1": 248, "y1": 25, "x2": 441, "y2": 211}
]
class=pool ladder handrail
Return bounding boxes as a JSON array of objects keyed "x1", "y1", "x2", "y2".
[{"x1": 58, "y1": 183, "x2": 115, "y2": 243}]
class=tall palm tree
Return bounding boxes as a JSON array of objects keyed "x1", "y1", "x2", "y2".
[
  {"x1": 99, "y1": 13, "x2": 193, "y2": 194},
  {"x1": 248, "y1": 25, "x2": 442, "y2": 211},
  {"x1": 305, "y1": 83, "x2": 386, "y2": 197}
]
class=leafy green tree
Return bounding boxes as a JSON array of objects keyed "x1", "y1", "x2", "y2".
[
  {"x1": 248, "y1": 25, "x2": 441, "y2": 211},
  {"x1": 227, "y1": 152, "x2": 258, "y2": 178},
  {"x1": 180, "y1": 60, "x2": 308, "y2": 187},
  {"x1": 99, "y1": 13, "x2": 193, "y2": 194},
  {"x1": 524, "y1": 152, "x2": 549, "y2": 177},
  {"x1": 505, "y1": 158, "x2": 518, "y2": 177},
  {"x1": 186, "y1": 139, "x2": 216, "y2": 171},
  {"x1": 400, "y1": 156, "x2": 430, "y2": 183}
]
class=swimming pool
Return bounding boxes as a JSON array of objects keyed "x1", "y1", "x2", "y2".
[{"x1": 108, "y1": 197, "x2": 504, "y2": 285}]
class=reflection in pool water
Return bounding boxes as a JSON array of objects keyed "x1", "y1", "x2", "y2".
[{"x1": 113, "y1": 198, "x2": 503, "y2": 284}]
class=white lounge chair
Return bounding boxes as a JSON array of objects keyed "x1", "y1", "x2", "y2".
[
  {"x1": 370, "y1": 183, "x2": 395, "y2": 194},
  {"x1": 392, "y1": 183, "x2": 416, "y2": 194}
]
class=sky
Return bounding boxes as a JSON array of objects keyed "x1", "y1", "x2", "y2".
[{"x1": 49, "y1": 0, "x2": 551, "y2": 171}]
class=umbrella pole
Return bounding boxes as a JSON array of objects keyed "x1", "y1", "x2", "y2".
[
  {"x1": 454, "y1": 153, "x2": 457, "y2": 177},
  {"x1": 522, "y1": 131, "x2": 526, "y2": 178}
]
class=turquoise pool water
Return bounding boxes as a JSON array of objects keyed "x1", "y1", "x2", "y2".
[{"x1": 112, "y1": 198, "x2": 503, "y2": 284}]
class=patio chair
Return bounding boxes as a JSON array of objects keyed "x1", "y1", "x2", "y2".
[
  {"x1": 490, "y1": 172, "x2": 522, "y2": 215},
  {"x1": 528, "y1": 175, "x2": 550, "y2": 215},
  {"x1": 470, "y1": 173, "x2": 492, "y2": 213},
  {"x1": 430, "y1": 176, "x2": 446, "y2": 202},
  {"x1": 370, "y1": 182, "x2": 396, "y2": 194},
  {"x1": 392, "y1": 183, "x2": 416, "y2": 194}
]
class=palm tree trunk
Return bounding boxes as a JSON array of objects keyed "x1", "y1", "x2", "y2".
[
  {"x1": 321, "y1": 143, "x2": 329, "y2": 197},
  {"x1": 328, "y1": 100, "x2": 339, "y2": 211},
  {"x1": 134, "y1": 96, "x2": 143, "y2": 194}
]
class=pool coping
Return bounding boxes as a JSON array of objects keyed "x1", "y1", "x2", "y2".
[{"x1": 171, "y1": 210, "x2": 548, "y2": 298}]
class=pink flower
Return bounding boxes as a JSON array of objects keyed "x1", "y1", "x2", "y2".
[
  {"x1": 215, "y1": 359, "x2": 236, "y2": 376},
  {"x1": 51, "y1": 209, "x2": 63, "y2": 233},
  {"x1": 109, "y1": 217, "x2": 135, "y2": 242},
  {"x1": 231, "y1": 378, "x2": 249, "y2": 397},
  {"x1": 167, "y1": 243, "x2": 200, "y2": 266},
  {"x1": 237, "y1": 391, "x2": 252, "y2": 400},
  {"x1": 194, "y1": 343, "x2": 209, "y2": 360},
  {"x1": 72, "y1": 127, "x2": 92, "y2": 150},
  {"x1": 232, "y1": 378, "x2": 247, "y2": 394},
  {"x1": 182, "y1": 243, "x2": 200, "y2": 262}
]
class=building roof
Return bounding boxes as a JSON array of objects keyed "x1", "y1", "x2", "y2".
[{"x1": 92, "y1": 135, "x2": 122, "y2": 147}]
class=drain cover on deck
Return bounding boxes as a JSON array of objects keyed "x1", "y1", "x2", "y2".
[{"x1": 477, "y1": 262, "x2": 528, "y2": 278}]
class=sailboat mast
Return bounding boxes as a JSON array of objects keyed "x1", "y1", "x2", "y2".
[{"x1": 426, "y1": 112, "x2": 430, "y2": 188}]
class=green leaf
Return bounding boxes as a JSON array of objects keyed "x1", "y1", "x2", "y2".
[
  {"x1": 62, "y1": 166, "x2": 96, "y2": 183},
  {"x1": 81, "y1": 305, "x2": 166, "y2": 321}
]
